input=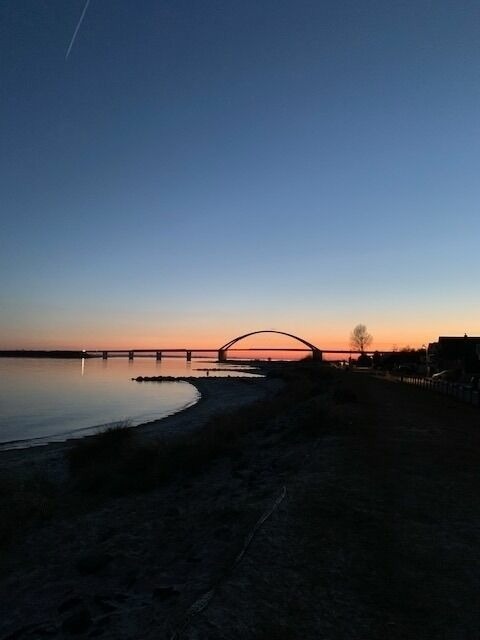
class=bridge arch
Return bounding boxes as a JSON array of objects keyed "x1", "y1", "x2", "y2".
[{"x1": 218, "y1": 330, "x2": 322, "y2": 361}]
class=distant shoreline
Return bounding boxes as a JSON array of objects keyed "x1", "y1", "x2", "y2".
[{"x1": 0, "y1": 350, "x2": 94, "y2": 359}]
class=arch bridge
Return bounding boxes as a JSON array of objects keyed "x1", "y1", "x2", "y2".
[{"x1": 218, "y1": 330, "x2": 322, "y2": 362}]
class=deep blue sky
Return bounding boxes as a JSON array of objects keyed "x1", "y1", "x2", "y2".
[{"x1": 1, "y1": 0, "x2": 479, "y2": 349}]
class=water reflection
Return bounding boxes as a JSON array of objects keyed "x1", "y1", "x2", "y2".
[{"x1": 0, "y1": 357, "x2": 259, "y2": 447}]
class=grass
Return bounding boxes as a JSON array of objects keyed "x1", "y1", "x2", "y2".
[
  {"x1": 66, "y1": 421, "x2": 165, "y2": 495},
  {"x1": 67, "y1": 363, "x2": 335, "y2": 497},
  {"x1": 66, "y1": 401, "x2": 281, "y2": 495},
  {"x1": 66, "y1": 421, "x2": 134, "y2": 473}
]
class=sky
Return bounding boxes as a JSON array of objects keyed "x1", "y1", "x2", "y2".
[{"x1": 1, "y1": 0, "x2": 479, "y2": 351}]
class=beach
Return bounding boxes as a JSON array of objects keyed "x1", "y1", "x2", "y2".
[
  {"x1": 2, "y1": 367, "x2": 480, "y2": 639},
  {"x1": 0, "y1": 370, "x2": 288, "y2": 638},
  {"x1": 0, "y1": 375, "x2": 281, "y2": 480}
]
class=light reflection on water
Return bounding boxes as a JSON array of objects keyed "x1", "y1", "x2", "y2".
[{"x1": 0, "y1": 357, "x2": 259, "y2": 447}]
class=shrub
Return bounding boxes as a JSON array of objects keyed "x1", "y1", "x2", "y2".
[{"x1": 67, "y1": 422, "x2": 133, "y2": 473}]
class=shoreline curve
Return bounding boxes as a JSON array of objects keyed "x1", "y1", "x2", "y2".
[{"x1": 0, "y1": 376, "x2": 282, "y2": 479}]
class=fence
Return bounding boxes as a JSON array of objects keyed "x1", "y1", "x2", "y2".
[{"x1": 400, "y1": 375, "x2": 480, "y2": 408}]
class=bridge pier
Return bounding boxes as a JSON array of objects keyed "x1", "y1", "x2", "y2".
[
  {"x1": 312, "y1": 349, "x2": 323, "y2": 361},
  {"x1": 186, "y1": 351, "x2": 192, "y2": 362},
  {"x1": 102, "y1": 351, "x2": 108, "y2": 360},
  {"x1": 156, "y1": 351, "x2": 162, "y2": 361},
  {"x1": 128, "y1": 351, "x2": 134, "y2": 360},
  {"x1": 218, "y1": 349, "x2": 227, "y2": 362}
]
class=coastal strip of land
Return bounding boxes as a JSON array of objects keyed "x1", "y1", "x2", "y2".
[
  {"x1": 0, "y1": 375, "x2": 281, "y2": 478},
  {"x1": 2, "y1": 366, "x2": 480, "y2": 639},
  {"x1": 0, "y1": 350, "x2": 93, "y2": 358}
]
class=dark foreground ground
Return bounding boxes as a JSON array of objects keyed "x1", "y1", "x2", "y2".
[{"x1": 1, "y1": 368, "x2": 479, "y2": 639}]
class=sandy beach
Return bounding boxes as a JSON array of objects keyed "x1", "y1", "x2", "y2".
[
  {"x1": 0, "y1": 376, "x2": 281, "y2": 479},
  {"x1": 136, "y1": 376, "x2": 281, "y2": 439},
  {"x1": 0, "y1": 371, "x2": 288, "y2": 637}
]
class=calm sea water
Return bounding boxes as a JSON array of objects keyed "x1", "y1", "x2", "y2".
[{"x1": 0, "y1": 357, "x2": 259, "y2": 448}]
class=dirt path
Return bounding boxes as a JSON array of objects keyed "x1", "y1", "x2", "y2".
[
  {"x1": 186, "y1": 372, "x2": 480, "y2": 639},
  {"x1": 328, "y1": 373, "x2": 480, "y2": 638}
]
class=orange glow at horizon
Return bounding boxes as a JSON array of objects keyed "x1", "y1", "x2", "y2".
[
  {"x1": 1, "y1": 323, "x2": 456, "y2": 353},
  {"x1": 3, "y1": 302, "x2": 478, "y2": 353}
]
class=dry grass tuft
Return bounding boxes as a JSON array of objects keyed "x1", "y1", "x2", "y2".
[{"x1": 66, "y1": 422, "x2": 134, "y2": 473}]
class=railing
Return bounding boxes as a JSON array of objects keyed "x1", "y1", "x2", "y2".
[{"x1": 399, "y1": 375, "x2": 480, "y2": 407}]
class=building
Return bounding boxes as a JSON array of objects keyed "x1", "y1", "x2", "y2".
[{"x1": 427, "y1": 336, "x2": 480, "y2": 375}]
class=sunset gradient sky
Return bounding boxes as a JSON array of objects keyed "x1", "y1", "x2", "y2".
[{"x1": 1, "y1": 1, "x2": 479, "y2": 351}]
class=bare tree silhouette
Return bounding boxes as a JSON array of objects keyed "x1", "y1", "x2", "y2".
[{"x1": 350, "y1": 324, "x2": 373, "y2": 352}]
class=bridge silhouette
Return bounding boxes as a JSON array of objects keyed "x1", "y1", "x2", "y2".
[{"x1": 85, "y1": 330, "x2": 384, "y2": 361}]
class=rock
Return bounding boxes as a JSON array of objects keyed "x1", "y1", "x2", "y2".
[
  {"x1": 61, "y1": 609, "x2": 92, "y2": 635},
  {"x1": 75, "y1": 552, "x2": 111, "y2": 576}
]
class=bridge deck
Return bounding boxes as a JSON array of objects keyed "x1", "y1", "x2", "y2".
[{"x1": 84, "y1": 348, "x2": 384, "y2": 355}]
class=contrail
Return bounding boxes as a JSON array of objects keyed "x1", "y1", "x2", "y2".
[{"x1": 65, "y1": 0, "x2": 91, "y2": 60}]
